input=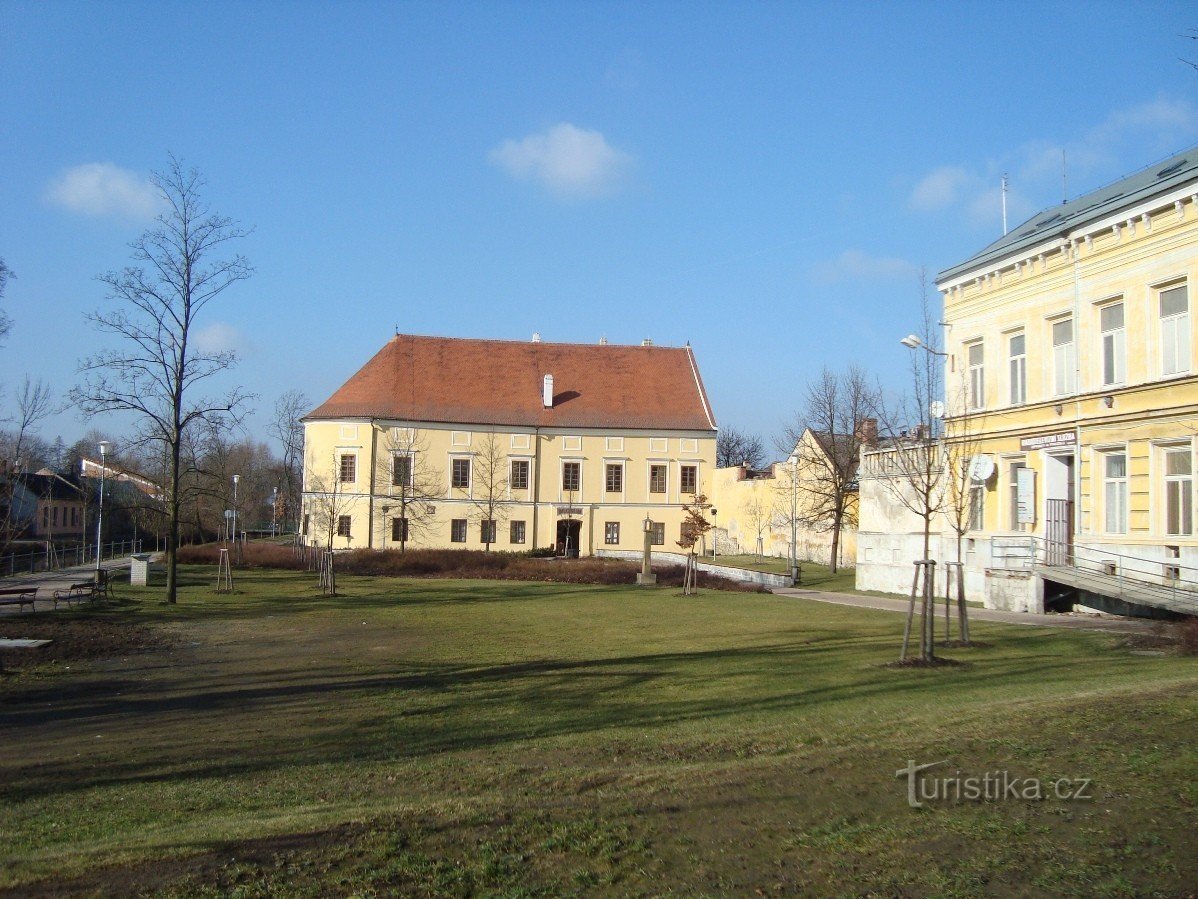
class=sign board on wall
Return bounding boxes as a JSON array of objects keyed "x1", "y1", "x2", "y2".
[
  {"x1": 1020, "y1": 432, "x2": 1077, "y2": 452},
  {"x1": 1016, "y1": 468, "x2": 1036, "y2": 524}
]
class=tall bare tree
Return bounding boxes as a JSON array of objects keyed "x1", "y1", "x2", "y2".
[
  {"x1": 0, "y1": 377, "x2": 54, "y2": 554},
  {"x1": 469, "y1": 431, "x2": 509, "y2": 551},
  {"x1": 941, "y1": 373, "x2": 985, "y2": 644},
  {"x1": 270, "y1": 390, "x2": 309, "y2": 534},
  {"x1": 70, "y1": 158, "x2": 252, "y2": 603},
  {"x1": 0, "y1": 257, "x2": 12, "y2": 348},
  {"x1": 872, "y1": 273, "x2": 947, "y2": 662},
  {"x1": 740, "y1": 492, "x2": 772, "y2": 560},
  {"x1": 379, "y1": 426, "x2": 443, "y2": 552},
  {"x1": 305, "y1": 450, "x2": 354, "y2": 550},
  {"x1": 780, "y1": 366, "x2": 878, "y2": 573},
  {"x1": 716, "y1": 426, "x2": 766, "y2": 469}
]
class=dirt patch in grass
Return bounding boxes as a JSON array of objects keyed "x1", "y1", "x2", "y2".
[
  {"x1": 881, "y1": 656, "x2": 968, "y2": 669},
  {"x1": 0, "y1": 613, "x2": 168, "y2": 673}
]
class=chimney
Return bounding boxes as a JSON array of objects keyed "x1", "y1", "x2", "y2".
[
  {"x1": 543, "y1": 374, "x2": 554, "y2": 408},
  {"x1": 855, "y1": 417, "x2": 879, "y2": 446}
]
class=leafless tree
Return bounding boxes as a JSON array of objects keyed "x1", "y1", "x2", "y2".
[
  {"x1": 0, "y1": 378, "x2": 54, "y2": 553},
  {"x1": 940, "y1": 374, "x2": 985, "y2": 645},
  {"x1": 780, "y1": 366, "x2": 878, "y2": 573},
  {"x1": 70, "y1": 157, "x2": 253, "y2": 603},
  {"x1": 469, "y1": 431, "x2": 509, "y2": 551},
  {"x1": 305, "y1": 450, "x2": 353, "y2": 550},
  {"x1": 740, "y1": 492, "x2": 772, "y2": 560},
  {"x1": 716, "y1": 426, "x2": 766, "y2": 469},
  {"x1": 872, "y1": 272, "x2": 947, "y2": 662},
  {"x1": 379, "y1": 426, "x2": 443, "y2": 552},
  {"x1": 0, "y1": 257, "x2": 12, "y2": 348},
  {"x1": 270, "y1": 390, "x2": 309, "y2": 533}
]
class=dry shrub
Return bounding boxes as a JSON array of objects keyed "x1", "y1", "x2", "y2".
[
  {"x1": 1176, "y1": 616, "x2": 1198, "y2": 656},
  {"x1": 173, "y1": 543, "x2": 764, "y2": 592}
]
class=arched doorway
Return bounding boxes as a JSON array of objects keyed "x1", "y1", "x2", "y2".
[{"x1": 556, "y1": 518, "x2": 581, "y2": 557}]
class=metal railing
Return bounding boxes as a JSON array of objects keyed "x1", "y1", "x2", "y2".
[
  {"x1": 1029, "y1": 535, "x2": 1198, "y2": 613},
  {"x1": 1, "y1": 539, "x2": 145, "y2": 578}
]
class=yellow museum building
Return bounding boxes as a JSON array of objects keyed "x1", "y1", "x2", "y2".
[{"x1": 301, "y1": 333, "x2": 717, "y2": 555}]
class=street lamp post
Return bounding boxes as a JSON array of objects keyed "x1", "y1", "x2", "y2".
[
  {"x1": 789, "y1": 455, "x2": 799, "y2": 584},
  {"x1": 94, "y1": 441, "x2": 110, "y2": 580},
  {"x1": 381, "y1": 503, "x2": 390, "y2": 551},
  {"x1": 710, "y1": 508, "x2": 718, "y2": 558},
  {"x1": 271, "y1": 486, "x2": 279, "y2": 537},
  {"x1": 232, "y1": 474, "x2": 240, "y2": 562}
]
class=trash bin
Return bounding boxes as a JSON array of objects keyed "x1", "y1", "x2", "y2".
[{"x1": 130, "y1": 553, "x2": 153, "y2": 587}]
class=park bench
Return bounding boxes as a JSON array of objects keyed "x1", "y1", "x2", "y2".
[
  {"x1": 0, "y1": 586, "x2": 38, "y2": 612},
  {"x1": 52, "y1": 581, "x2": 100, "y2": 608}
]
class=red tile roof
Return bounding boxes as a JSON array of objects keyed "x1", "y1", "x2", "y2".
[{"x1": 306, "y1": 334, "x2": 718, "y2": 431}]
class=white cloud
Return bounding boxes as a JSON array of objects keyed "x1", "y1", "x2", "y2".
[
  {"x1": 908, "y1": 96, "x2": 1198, "y2": 230},
  {"x1": 812, "y1": 249, "x2": 918, "y2": 283},
  {"x1": 910, "y1": 166, "x2": 973, "y2": 212},
  {"x1": 45, "y1": 162, "x2": 163, "y2": 219},
  {"x1": 488, "y1": 123, "x2": 632, "y2": 199},
  {"x1": 191, "y1": 322, "x2": 245, "y2": 356}
]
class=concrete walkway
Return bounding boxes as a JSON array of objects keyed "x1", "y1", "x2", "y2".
[
  {"x1": 771, "y1": 587, "x2": 1163, "y2": 635},
  {"x1": 0, "y1": 557, "x2": 136, "y2": 615}
]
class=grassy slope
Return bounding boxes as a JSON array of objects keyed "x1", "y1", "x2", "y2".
[{"x1": 0, "y1": 567, "x2": 1194, "y2": 896}]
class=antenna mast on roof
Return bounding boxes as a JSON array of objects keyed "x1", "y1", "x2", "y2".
[{"x1": 1001, "y1": 173, "x2": 1009, "y2": 235}]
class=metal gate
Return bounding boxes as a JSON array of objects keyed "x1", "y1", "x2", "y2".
[{"x1": 1045, "y1": 498, "x2": 1073, "y2": 565}]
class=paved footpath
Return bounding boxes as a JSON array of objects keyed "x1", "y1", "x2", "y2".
[
  {"x1": 771, "y1": 587, "x2": 1163, "y2": 635},
  {"x1": 0, "y1": 557, "x2": 137, "y2": 615}
]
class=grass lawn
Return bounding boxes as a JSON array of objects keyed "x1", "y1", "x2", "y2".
[
  {"x1": 1, "y1": 567, "x2": 1195, "y2": 896},
  {"x1": 706, "y1": 553, "x2": 857, "y2": 592}
]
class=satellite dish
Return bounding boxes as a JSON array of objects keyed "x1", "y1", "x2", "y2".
[
  {"x1": 929, "y1": 400, "x2": 946, "y2": 419},
  {"x1": 968, "y1": 455, "x2": 996, "y2": 483}
]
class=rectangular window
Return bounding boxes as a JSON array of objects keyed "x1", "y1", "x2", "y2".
[
  {"x1": 562, "y1": 461, "x2": 581, "y2": 492},
  {"x1": 1160, "y1": 284, "x2": 1190, "y2": 376},
  {"x1": 510, "y1": 459, "x2": 529, "y2": 490},
  {"x1": 605, "y1": 463, "x2": 623, "y2": 493},
  {"x1": 450, "y1": 519, "x2": 467, "y2": 542},
  {"x1": 680, "y1": 464, "x2": 698, "y2": 494},
  {"x1": 1103, "y1": 452, "x2": 1128, "y2": 534},
  {"x1": 42, "y1": 507, "x2": 48, "y2": 528},
  {"x1": 968, "y1": 484, "x2": 985, "y2": 531},
  {"x1": 52, "y1": 506, "x2": 58, "y2": 526},
  {"x1": 967, "y1": 341, "x2": 985, "y2": 409},
  {"x1": 480, "y1": 520, "x2": 496, "y2": 544},
  {"x1": 1052, "y1": 318, "x2": 1076, "y2": 396},
  {"x1": 649, "y1": 464, "x2": 667, "y2": 494},
  {"x1": 1008, "y1": 461, "x2": 1028, "y2": 532},
  {"x1": 1164, "y1": 446, "x2": 1193, "y2": 536},
  {"x1": 302, "y1": 513, "x2": 310, "y2": 536},
  {"x1": 451, "y1": 458, "x2": 470, "y2": 489},
  {"x1": 336, "y1": 515, "x2": 352, "y2": 537},
  {"x1": 1100, "y1": 302, "x2": 1126, "y2": 386},
  {"x1": 510, "y1": 520, "x2": 526, "y2": 544},
  {"x1": 650, "y1": 521, "x2": 665, "y2": 545},
  {"x1": 392, "y1": 453, "x2": 413, "y2": 488},
  {"x1": 339, "y1": 453, "x2": 356, "y2": 483},
  {"x1": 1009, "y1": 333, "x2": 1026, "y2": 405},
  {"x1": 604, "y1": 522, "x2": 620, "y2": 544},
  {"x1": 391, "y1": 517, "x2": 408, "y2": 543}
]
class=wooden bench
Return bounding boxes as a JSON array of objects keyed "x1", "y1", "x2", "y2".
[
  {"x1": 53, "y1": 581, "x2": 99, "y2": 608},
  {"x1": 0, "y1": 587, "x2": 38, "y2": 612}
]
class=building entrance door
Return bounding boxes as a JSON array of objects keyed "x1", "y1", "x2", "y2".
[
  {"x1": 1044, "y1": 453, "x2": 1075, "y2": 565},
  {"x1": 556, "y1": 519, "x2": 581, "y2": 558}
]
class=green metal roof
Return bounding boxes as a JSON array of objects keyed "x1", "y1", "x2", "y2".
[{"x1": 937, "y1": 145, "x2": 1198, "y2": 284}]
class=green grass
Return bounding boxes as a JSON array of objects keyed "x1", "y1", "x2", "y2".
[
  {"x1": 1, "y1": 567, "x2": 1195, "y2": 896},
  {"x1": 706, "y1": 553, "x2": 858, "y2": 591}
]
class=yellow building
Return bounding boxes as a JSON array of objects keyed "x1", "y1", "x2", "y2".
[
  {"x1": 861, "y1": 147, "x2": 1198, "y2": 614},
  {"x1": 301, "y1": 334, "x2": 717, "y2": 555},
  {"x1": 709, "y1": 426, "x2": 861, "y2": 569}
]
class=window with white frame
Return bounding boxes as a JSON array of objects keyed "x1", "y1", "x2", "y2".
[
  {"x1": 510, "y1": 459, "x2": 529, "y2": 490},
  {"x1": 337, "y1": 515, "x2": 352, "y2": 537},
  {"x1": 605, "y1": 463, "x2": 623, "y2": 493},
  {"x1": 650, "y1": 521, "x2": 665, "y2": 545},
  {"x1": 510, "y1": 520, "x2": 526, "y2": 544},
  {"x1": 562, "y1": 462, "x2": 581, "y2": 492},
  {"x1": 1100, "y1": 302, "x2": 1126, "y2": 386},
  {"x1": 1008, "y1": 333, "x2": 1026, "y2": 405},
  {"x1": 391, "y1": 517, "x2": 408, "y2": 542},
  {"x1": 450, "y1": 519, "x2": 467, "y2": 542},
  {"x1": 1163, "y1": 445, "x2": 1193, "y2": 536},
  {"x1": 1008, "y1": 460, "x2": 1028, "y2": 532},
  {"x1": 604, "y1": 522, "x2": 620, "y2": 544},
  {"x1": 968, "y1": 484, "x2": 985, "y2": 531},
  {"x1": 1052, "y1": 318, "x2": 1076, "y2": 396},
  {"x1": 480, "y1": 520, "x2": 496, "y2": 544},
  {"x1": 680, "y1": 464, "x2": 698, "y2": 494},
  {"x1": 1160, "y1": 284, "x2": 1190, "y2": 376},
  {"x1": 1103, "y1": 452, "x2": 1128, "y2": 534},
  {"x1": 392, "y1": 453, "x2": 413, "y2": 488},
  {"x1": 967, "y1": 341, "x2": 985, "y2": 409},
  {"x1": 649, "y1": 465, "x2": 667, "y2": 494},
  {"x1": 339, "y1": 453, "x2": 357, "y2": 484},
  {"x1": 451, "y1": 458, "x2": 470, "y2": 489}
]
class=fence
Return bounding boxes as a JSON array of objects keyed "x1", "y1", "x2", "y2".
[{"x1": 1, "y1": 539, "x2": 145, "y2": 578}]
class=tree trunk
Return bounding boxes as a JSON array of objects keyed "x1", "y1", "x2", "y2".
[{"x1": 829, "y1": 510, "x2": 842, "y2": 573}]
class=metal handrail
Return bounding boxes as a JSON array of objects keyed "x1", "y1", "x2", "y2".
[{"x1": 0, "y1": 539, "x2": 144, "y2": 579}]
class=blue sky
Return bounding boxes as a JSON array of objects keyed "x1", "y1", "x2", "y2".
[{"x1": 3, "y1": 1, "x2": 1198, "y2": 454}]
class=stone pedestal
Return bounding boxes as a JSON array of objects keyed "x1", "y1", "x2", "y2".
[{"x1": 636, "y1": 571, "x2": 657, "y2": 585}]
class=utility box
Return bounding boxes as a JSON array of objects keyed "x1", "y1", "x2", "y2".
[{"x1": 130, "y1": 553, "x2": 153, "y2": 587}]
